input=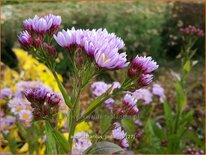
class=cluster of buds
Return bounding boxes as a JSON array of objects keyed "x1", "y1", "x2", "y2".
[
  {"x1": 128, "y1": 56, "x2": 158, "y2": 86},
  {"x1": 113, "y1": 94, "x2": 139, "y2": 116},
  {"x1": 24, "y1": 87, "x2": 62, "y2": 120},
  {"x1": 180, "y1": 25, "x2": 204, "y2": 37},
  {"x1": 18, "y1": 14, "x2": 60, "y2": 60}
]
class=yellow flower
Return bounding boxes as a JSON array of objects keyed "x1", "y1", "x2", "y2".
[{"x1": 13, "y1": 48, "x2": 62, "y2": 92}]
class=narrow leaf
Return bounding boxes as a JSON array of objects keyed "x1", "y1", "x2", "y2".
[{"x1": 45, "y1": 121, "x2": 57, "y2": 154}]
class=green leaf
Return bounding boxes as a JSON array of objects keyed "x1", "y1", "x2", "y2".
[
  {"x1": 45, "y1": 121, "x2": 57, "y2": 154},
  {"x1": 121, "y1": 118, "x2": 136, "y2": 134},
  {"x1": 183, "y1": 59, "x2": 191, "y2": 73},
  {"x1": 85, "y1": 141, "x2": 124, "y2": 154},
  {"x1": 163, "y1": 101, "x2": 173, "y2": 132},
  {"x1": 100, "y1": 115, "x2": 112, "y2": 134},
  {"x1": 52, "y1": 71, "x2": 72, "y2": 108},
  {"x1": 175, "y1": 82, "x2": 186, "y2": 112},
  {"x1": 53, "y1": 130, "x2": 70, "y2": 153}
]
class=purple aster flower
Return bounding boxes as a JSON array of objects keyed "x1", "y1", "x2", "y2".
[
  {"x1": 18, "y1": 109, "x2": 33, "y2": 122},
  {"x1": 0, "y1": 116, "x2": 16, "y2": 134},
  {"x1": 133, "y1": 88, "x2": 153, "y2": 105},
  {"x1": 8, "y1": 98, "x2": 31, "y2": 115},
  {"x1": 0, "y1": 88, "x2": 12, "y2": 99},
  {"x1": 91, "y1": 81, "x2": 111, "y2": 97},
  {"x1": 131, "y1": 55, "x2": 159, "y2": 74},
  {"x1": 112, "y1": 122, "x2": 129, "y2": 148},
  {"x1": 44, "y1": 14, "x2": 61, "y2": 34},
  {"x1": 104, "y1": 98, "x2": 115, "y2": 110},
  {"x1": 53, "y1": 28, "x2": 78, "y2": 48},
  {"x1": 23, "y1": 18, "x2": 33, "y2": 32},
  {"x1": 122, "y1": 94, "x2": 137, "y2": 107},
  {"x1": 94, "y1": 48, "x2": 129, "y2": 69},
  {"x1": 24, "y1": 87, "x2": 49, "y2": 105},
  {"x1": 32, "y1": 15, "x2": 50, "y2": 34},
  {"x1": 18, "y1": 31, "x2": 33, "y2": 49},
  {"x1": 120, "y1": 138, "x2": 129, "y2": 148},
  {"x1": 139, "y1": 74, "x2": 153, "y2": 86},
  {"x1": 72, "y1": 132, "x2": 92, "y2": 154},
  {"x1": 152, "y1": 84, "x2": 166, "y2": 103}
]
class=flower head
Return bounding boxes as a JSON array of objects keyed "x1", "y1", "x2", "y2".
[
  {"x1": 139, "y1": 74, "x2": 153, "y2": 86},
  {"x1": 0, "y1": 116, "x2": 16, "y2": 134},
  {"x1": 152, "y1": 84, "x2": 166, "y2": 103},
  {"x1": 131, "y1": 55, "x2": 159, "y2": 74},
  {"x1": 133, "y1": 88, "x2": 153, "y2": 105},
  {"x1": 112, "y1": 122, "x2": 129, "y2": 148},
  {"x1": 0, "y1": 88, "x2": 12, "y2": 99},
  {"x1": 72, "y1": 132, "x2": 92, "y2": 154},
  {"x1": 18, "y1": 31, "x2": 33, "y2": 49}
]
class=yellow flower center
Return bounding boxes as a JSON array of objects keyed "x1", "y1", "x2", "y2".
[{"x1": 23, "y1": 113, "x2": 30, "y2": 120}]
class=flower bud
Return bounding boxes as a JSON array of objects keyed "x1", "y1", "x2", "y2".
[
  {"x1": 46, "y1": 93, "x2": 61, "y2": 106},
  {"x1": 43, "y1": 43, "x2": 58, "y2": 58},
  {"x1": 33, "y1": 38, "x2": 42, "y2": 49},
  {"x1": 18, "y1": 31, "x2": 33, "y2": 49},
  {"x1": 128, "y1": 67, "x2": 137, "y2": 78}
]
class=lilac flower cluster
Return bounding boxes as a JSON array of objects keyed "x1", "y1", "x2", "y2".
[
  {"x1": 0, "y1": 88, "x2": 12, "y2": 99},
  {"x1": 54, "y1": 28, "x2": 129, "y2": 70},
  {"x1": 0, "y1": 115, "x2": 15, "y2": 134},
  {"x1": 112, "y1": 122, "x2": 129, "y2": 148},
  {"x1": 128, "y1": 55, "x2": 158, "y2": 86},
  {"x1": 91, "y1": 81, "x2": 121, "y2": 110},
  {"x1": 180, "y1": 25, "x2": 204, "y2": 37},
  {"x1": 18, "y1": 14, "x2": 60, "y2": 59},
  {"x1": 24, "y1": 86, "x2": 63, "y2": 119},
  {"x1": 72, "y1": 131, "x2": 92, "y2": 154},
  {"x1": 152, "y1": 84, "x2": 166, "y2": 103}
]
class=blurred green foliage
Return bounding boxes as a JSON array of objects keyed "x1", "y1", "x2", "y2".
[{"x1": 1, "y1": 1, "x2": 204, "y2": 74}]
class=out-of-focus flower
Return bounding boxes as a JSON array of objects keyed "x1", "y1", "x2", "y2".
[
  {"x1": 91, "y1": 81, "x2": 121, "y2": 110},
  {"x1": 13, "y1": 48, "x2": 62, "y2": 92},
  {"x1": 72, "y1": 132, "x2": 92, "y2": 154},
  {"x1": 0, "y1": 88, "x2": 12, "y2": 99},
  {"x1": 8, "y1": 98, "x2": 32, "y2": 115},
  {"x1": 18, "y1": 31, "x2": 33, "y2": 49},
  {"x1": 122, "y1": 94, "x2": 137, "y2": 107},
  {"x1": 152, "y1": 84, "x2": 166, "y2": 103},
  {"x1": 0, "y1": 116, "x2": 16, "y2": 134},
  {"x1": 112, "y1": 122, "x2": 129, "y2": 148},
  {"x1": 133, "y1": 88, "x2": 153, "y2": 105},
  {"x1": 18, "y1": 109, "x2": 33, "y2": 124},
  {"x1": 180, "y1": 25, "x2": 204, "y2": 37}
]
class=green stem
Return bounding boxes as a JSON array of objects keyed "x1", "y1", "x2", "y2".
[
  {"x1": 52, "y1": 70, "x2": 72, "y2": 108},
  {"x1": 68, "y1": 109, "x2": 76, "y2": 153}
]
